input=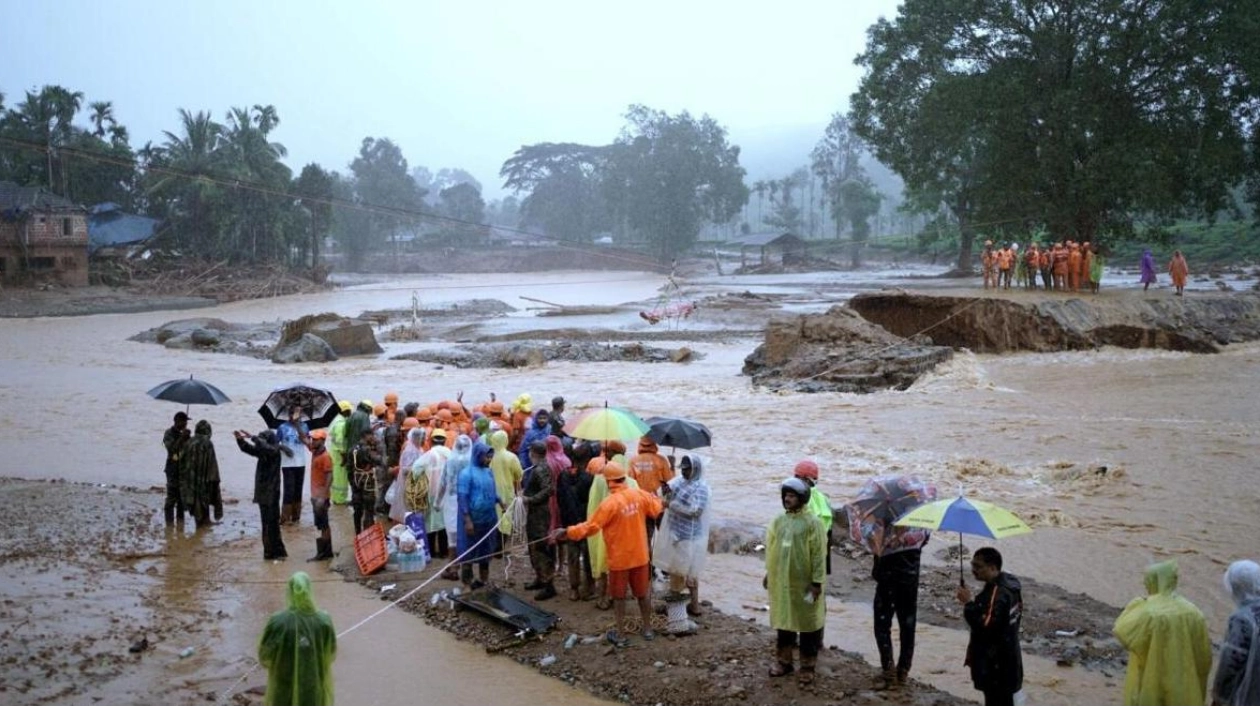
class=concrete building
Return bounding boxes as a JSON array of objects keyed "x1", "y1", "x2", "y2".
[{"x1": 0, "y1": 181, "x2": 90, "y2": 286}]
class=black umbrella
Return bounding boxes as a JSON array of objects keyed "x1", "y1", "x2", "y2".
[
  {"x1": 147, "y1": 375, "x2": 231, "y2": 415},
  {"x1": 643, "y1": 416, "x2": 713, "y2": 450},
  {"x1": 258, "y1": 383, "x2": 339, "y2": 430}
]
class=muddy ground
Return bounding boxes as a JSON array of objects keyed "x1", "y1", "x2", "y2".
[
  {"x1": 0, "y1": 477, "x2": 1131, "y2": 706},
  {"x1": 341, "y1": 523, "x2": 1128, "y2": 706}
]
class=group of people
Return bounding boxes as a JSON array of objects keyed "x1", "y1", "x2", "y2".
[
  {"x1": 979, "y1": 238, "x2": 1196, "y2": 297},
  {"x1": 759, "y1": 462, "x2": 1012, "y2": 695},
  {"x1": 980, "y1": 239, "x2": 1104, "y2": 293},
  {"x1": 165, "y1": 392, "x2": 1260, "y2": 707},
  {"x1": 1140, "y1": 248, "x2": 1192, "y2": 295},
  {"x1": 1112, "y1": 558, "x2": 1260, "y2": 706}
]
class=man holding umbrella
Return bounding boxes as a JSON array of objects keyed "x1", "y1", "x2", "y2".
[
  {"x1": 957, "y1": 547, "x2": 1024, "y2": 706},
  {"x1": 161, "y1": 412, "x2": 191, "y2": 526}
]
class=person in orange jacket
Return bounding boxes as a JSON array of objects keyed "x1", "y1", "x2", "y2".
[
  {"x1": 1067, "y1": 241, "x2": 1083, "y2": 292},
  {"x1": 552, "y1": 461, "x2": 663, "y2": 647},
  {"x1": 980, "y1": 240, "x2": 996, "y2": 290},
  {"x1": 629, "y1": 436, "x2": 674, "y2": 571},
  {"x1": 1169, "y1": 250, "x2": 1190, "y2": 296},
  {"x1": 995, "y1": 245, "x2": 1014, "y2": 290}
]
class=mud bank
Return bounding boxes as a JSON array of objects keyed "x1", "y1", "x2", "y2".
[
  {"x1": 340, "y1": 544, "x2": 966, "y2": 706},
  {"x1": 850, "y1": 290, "x2": 1260, "y2": 354},
  {"x1": 742, "y1": 305, "x2": 954, "y2": 393}
]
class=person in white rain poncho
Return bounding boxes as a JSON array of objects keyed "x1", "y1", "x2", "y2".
[
  {"x1": 435, "y1": 434, "x2": 472, "y2": 579},
  {"x1": 415, "y1": 428, "x2": 452, "y2": 561},
  {"x1": 653, "y1": 454, "x2": 711, "y2": 618},
  {"x1": 387, "y1": 427, "x2": 425, "y2": 523},
  {"x1": 1213, "y1": 559, "x2": 1260, "y2": 706}
]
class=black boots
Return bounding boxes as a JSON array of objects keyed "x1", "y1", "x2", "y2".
[
  {"x1": 307, "y1": 538, "x2": 334, "y2": 562},
  {"x1": 534, "y1": 583, "x2": 557, "y2": 601}
]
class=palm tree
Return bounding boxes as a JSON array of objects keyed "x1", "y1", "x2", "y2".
[
  {"x1": 767, "y1": 181, "x2": 778, "y2": 223},
  {"x1": 88, "y1": 101, "x2": 115, "y2": 137},
  {"x1": 14, "y1": 86, "x2": 83, "y2": 192},
  {"x1": 252, "y1": 104, "x2": 279, "y2": 136},
  {"x1": 752, "y1": 180, "x2": 768, "y2": 226},
  {"x1": 148, "y1": 109, "x2": 225, "y2": 254}
]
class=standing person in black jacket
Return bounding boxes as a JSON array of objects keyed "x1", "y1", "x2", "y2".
[
  {"x1": 555, "y1": 439, "x2": 594, "y2": 601},
  {"x1": 873, "y1": 526, "x2": 929, "y2": 687},
  {"x1": 957, "y1": 547, "x2": 1023, "y2": 706},
  {"x1": 235, "y1": 429, "x2": 288, "y2": 561}
]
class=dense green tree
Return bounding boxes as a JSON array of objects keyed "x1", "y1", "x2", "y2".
[
  {"x1": 603, "y1": 105, "x2": 748, "y2": 261},
  {"x1": 851, "y1": 0, "x2": 1260, "y2": 272},
  {"x1": 438, "y1": 182, "x2": 485, "y2": 224},
  {"x1": 343, "y1": 137, "x2": 424, "y2": 268},
  {"x1": 501, "y1": 142, "x2": 611, "y2": 243}
]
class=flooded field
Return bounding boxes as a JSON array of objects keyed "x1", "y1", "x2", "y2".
[{"x1": 1, "y1": 268, "x2": 1256, "y2": 704}]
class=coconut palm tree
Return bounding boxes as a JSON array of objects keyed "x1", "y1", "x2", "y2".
[
  {"x1": 88, "y1": 101, "x2": 115, "y2": 137},
  {"x1": 147, "y1": 109, "x2": 225, "y2": 255}
]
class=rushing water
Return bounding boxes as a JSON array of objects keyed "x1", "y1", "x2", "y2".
[{"x1": 1, "y1": 269, "x2": 1256, "y2": 704}]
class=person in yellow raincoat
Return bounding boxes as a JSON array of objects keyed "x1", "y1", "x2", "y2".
[
  {"x1": 1113, "y1": 559, "x2": 1211, "y2": 706},
  {"x1": 586, "y1": 454, "x2": 638, "y2": 610},
  {"x1": 258, "y1": 571, "x2": 336, "y2": 706},
  {"x1": 764, "y1": 477, "x2": 826, "y2": 685},
  {"x1": 487, "y1": 430, "x2": 522, "y2": 549}
]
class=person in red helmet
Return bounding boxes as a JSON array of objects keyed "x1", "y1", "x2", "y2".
[{"x1": 793, "y1": 460, "x2": 833, "y2": 575}]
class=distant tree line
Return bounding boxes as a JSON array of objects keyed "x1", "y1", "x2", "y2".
[
  {"x1": 5, "y1": 0, "x2": 1259, "y2": 273},
  {"x1": 0, "y1": 86, "x2": 501, "y2": 269}
]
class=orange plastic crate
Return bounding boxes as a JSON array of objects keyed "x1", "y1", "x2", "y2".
[{"x1": 354, "y1": 524, "x2": 388, "y2": 576}]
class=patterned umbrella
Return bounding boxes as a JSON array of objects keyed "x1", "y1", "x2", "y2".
[
  {"x1": 846, "y1": 475, "x2": 937, "y2": 555},
  {"x1": 258, "y1": 383, "x2": 339, "y2": 430}
]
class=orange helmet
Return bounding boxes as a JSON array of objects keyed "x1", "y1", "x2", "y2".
[{"x1": 793, "y1": 459, "x2": 819, "y2": 482}]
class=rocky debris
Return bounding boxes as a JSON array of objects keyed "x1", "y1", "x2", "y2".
[
  {"x1": 131, "y1": 318, "x2": 277, "y2": 359},
  {"x1": 392, "y1": 341, "x2": 705, "y2": 369},
  {"x1": 849, "y1": 290, "x2": 1260, "y2": 354},
  {"x1": 270, "y1": 333, "x2": 338, "y2": 364},
  {"x1": 708, "y1": 518, "x2": 766, "y2": 554},
  {"x1": 275, "y1": 313, "x2": 382, "y2": 357},
  {"x1": 743, "y1": 305, "x2": 954, "y2": 393}
]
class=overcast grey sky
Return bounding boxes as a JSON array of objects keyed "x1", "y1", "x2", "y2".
[{"x1": 2, "y1": 0, "x2": 902, "y2": 198}]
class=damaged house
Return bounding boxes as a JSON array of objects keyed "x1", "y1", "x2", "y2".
[{"x1": 0, "y1": 181, "x2": 90, "y2": 287}]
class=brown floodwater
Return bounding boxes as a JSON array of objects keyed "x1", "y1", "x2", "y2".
[{"x1": 1, "y1": 269, "x2": 1256, "y2": 705}]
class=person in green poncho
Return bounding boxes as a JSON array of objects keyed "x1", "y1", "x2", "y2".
[
  {"x1": 179, "y1": 420, "x2": 223, "y2": 529},
  {"x1": 327, "y1": 401, "x2": 352, "y2": 505},
  {"x1": 764, "y1": 477, "x2": 827, "y2": 685},
  {"x1": 258, "y1": 571, "x2": 337, "y2": 706},
  {"x1": 1113, "y1": 559, "x2": 1211, "y2": 706}
]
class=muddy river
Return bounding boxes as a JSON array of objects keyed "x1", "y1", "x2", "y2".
[{"x1": 1, "y1": 268, "x2": 1256, "y2": 704}]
